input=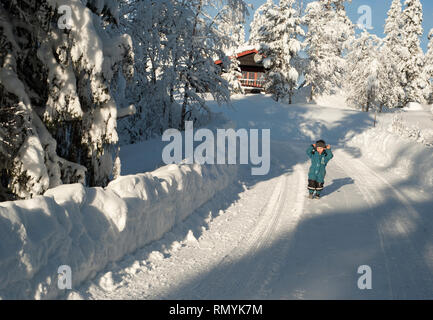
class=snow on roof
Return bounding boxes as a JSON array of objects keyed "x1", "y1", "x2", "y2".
[
  {"x1": 215, "y1": 45, "x2": 260, "y2": 65},
  {"x1": 225, "y1": 44, "x2": 258, "y2": 56}
]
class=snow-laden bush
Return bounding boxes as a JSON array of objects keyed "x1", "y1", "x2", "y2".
[
  {"x1": 390, "y1": 113, "x2": 422, "y2": 141},
  {"x1": 389, "y1": 112, "x2": 433, "y2": 147}
]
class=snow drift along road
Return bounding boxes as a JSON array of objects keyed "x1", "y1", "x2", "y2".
[{"x1": 0, "y1": 162, "x2": 237, "y2": 299}]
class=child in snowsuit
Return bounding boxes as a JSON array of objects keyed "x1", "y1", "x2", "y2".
[{"x1": 306, "y1": 140, "x2": 333, "y2": 199}]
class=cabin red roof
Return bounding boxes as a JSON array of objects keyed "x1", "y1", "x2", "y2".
[{"x1": 214, "y1": 49, "x2": 259, "y2": 65}]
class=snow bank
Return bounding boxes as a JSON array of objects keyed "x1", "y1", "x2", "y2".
[
  {"x1": 404, "y1": 102, "x2": 424, "y2": 111},
  {"x1": 0, "y1": 162, "x2": 237, "y2": 299},
  {"x1": 347, "y1": 122, "x2": 433, "y2": 190},
  {"x1": 313, "y1": 91, "x2": 350, "y2": 110}
]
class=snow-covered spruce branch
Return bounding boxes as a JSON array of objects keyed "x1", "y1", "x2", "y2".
[{"x1": 0, "y1": 0, "x2": 133, "y2": 200}]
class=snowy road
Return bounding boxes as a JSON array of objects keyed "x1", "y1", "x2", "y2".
[{"x1": 73, "y1": 95, "x2": 433, "y2": 300}]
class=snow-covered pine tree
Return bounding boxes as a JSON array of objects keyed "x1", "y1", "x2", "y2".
[
  {"x1": 303, "y1": 0, "x2": 354, "y2": 100},
  {"x1": 345, "y1": 31, "x2": 383, "y2": 112},
  {"x1": 249, "y1": 0, "x2": 275, "y2": 47},
  {"x1": 255, "y1": 0, "x2": 304, "y2": 103},
  {"x1": 1, "y1": 2, "x2": 60, "y2": 199},
  {"x1": 400, "y1": 0, "x2": 427, "y2": 104},
  {"x1": 425, "y1": 29, "x2": 433, "y2": 104},
  {"x1": 0, "y1": 0, "x2": 133, "y2": 199},
  {"x1": 377, "y1": 41, "x2": 406, "y2": 110},
  {"x1": 0, "y1": 98, "x2": 28, "y2": 201},
  {"x1": 383, "y1": 0, "x2": 406, "y2": 107},
  {"x1": 346, "y1": 30, "x2": 404, "y2": 113}
]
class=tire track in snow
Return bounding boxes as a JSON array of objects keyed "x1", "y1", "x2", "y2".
[
  {"x1": 190, "y1": 173, "x2": 288, "y2": 299},
  {"x1": 233, "y1": 169, "x2": 291, "y2": 299},
  {"x1": 333, "y1": 153, "x2": 394, "y2": 299},
  {"x1": 334, "y1": 149, "x2": 433, "y2": 299},
  {"x1": 254, "y1": 163, "x2": 307, "y2": 299},
  {"x1": 180, "y1": 145, "x2": 308, "y2": 299}
]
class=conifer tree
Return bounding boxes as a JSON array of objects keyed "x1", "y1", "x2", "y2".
[
  {"x1": 303, "y1": 0, "x2": 354, "y2": 99},
  {"x1": 383, "y1": 0, "x2": 406, "y2": 107},
  {"x1": 255, "y1": 0, "x2": 304, "y2": 102},
  {"x1": 0, "y1": 0, "x2": 133, "y2": 198},
  {"x1": 400, "y1": 0, "x2": 426, "y2": 104}
]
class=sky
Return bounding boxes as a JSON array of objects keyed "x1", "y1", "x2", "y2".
[{"x1": 244, "y1": 0, "x2": 433, "y2": 52}]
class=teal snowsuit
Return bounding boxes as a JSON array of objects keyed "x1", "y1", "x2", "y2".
[{"x1": 306, "y1": 145, "x2": 333, "y2": 183}]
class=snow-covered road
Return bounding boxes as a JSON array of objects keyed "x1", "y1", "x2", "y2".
[{"x1": 72, "y1": 95, "x2": 433, "y2": 300}]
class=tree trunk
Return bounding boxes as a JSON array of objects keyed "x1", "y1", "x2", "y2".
[
  {"x1": 181, "y1": 90, "x2": 188, "y2": 130},
  {"x1": 309, "y1": 85, "x2": 314, "y2": 102}
]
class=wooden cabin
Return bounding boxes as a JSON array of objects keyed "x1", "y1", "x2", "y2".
[{"x1": 215, "y1": 49, "x2": 267, "y2": 93}]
